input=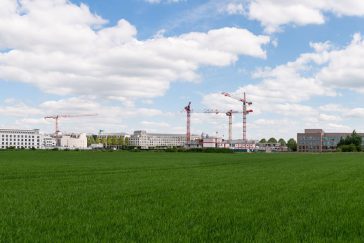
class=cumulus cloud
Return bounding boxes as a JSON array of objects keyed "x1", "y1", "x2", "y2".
[
  {"x1": 223, "y1": 2, "x2": 244, "y2": 15},
  {"x1": 212, "y1": 33, "x2": 364, "y2": 108},
  {"x1": 246, "y1": 0, "x2": 364, "y2": 33},
  {"x1": 0, "y1": 0, "x2": 269, "y2": 101},
  {"x1": 317, "y1": 33, "x2": 364, "y2": 92},
  {"x1": 202, "y1": 33, "x2": 364, "y2": 138},
  {"x1": 0, "y1": 97, "x2": 166, "y2": 133}
]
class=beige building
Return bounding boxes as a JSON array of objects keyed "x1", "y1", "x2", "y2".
[
  {"x1": 129, "y1": 130, "x2": 199, "y2": 149},
  {"x1": 60, "y1": 133, "x2": 87, "y2": 149}
]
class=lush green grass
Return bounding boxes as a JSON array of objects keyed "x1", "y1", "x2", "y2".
[{"x1": 1, "y1": 151, "x2": 364, "y2": 242}]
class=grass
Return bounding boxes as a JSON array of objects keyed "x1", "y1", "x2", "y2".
[{"x1": 1, "y1": 151, "x2": 364, "y2": 242}]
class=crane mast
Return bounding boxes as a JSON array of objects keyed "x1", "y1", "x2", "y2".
[
  {"x1": 44, "y1": 114, "x2": 97, "y2": 146},
  {"x1": 184, "y1": 102, "x2": 192, "y2": 145},
  {"x1": 204, "y1": 109, "x2": 240, "y2": 144},
  {"x1": 221, "y1": 92, "x2": 253, "y2": 143}
]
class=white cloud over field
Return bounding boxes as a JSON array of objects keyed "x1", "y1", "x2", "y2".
[{"x1": 0, "y1": 0, "x2": 269, "y2": 101}]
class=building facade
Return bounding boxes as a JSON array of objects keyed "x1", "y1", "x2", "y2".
[
  {"x1": 43, "y1": 135, "x2": 57, "y2": 148},
  {"x1": 297, "y1": 129, "x2": 364, "y2": 152},
  {"x1": 129, "y1": 130, "x2": 200, "y2": 149},
  {"x1": 60, "y1": 133, "x2": 88, "y2": 149},
  {"x1": 0, "y1": 129, "x2": 42, "y2": 149},
  {"x1": 256, "y1": 143, "x2": 288, "y2": 152},
  {"x1": 97, "y1": 132, "x2": 129, "y2": 139}
]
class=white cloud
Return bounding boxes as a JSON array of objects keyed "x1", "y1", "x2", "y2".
[
  {"x1": 317, "y1": 33, "x2": 364, "y2": 92},
  {"x1": 0, "y1": 0, "x2": 269, "y2": 101},
  {"x1": 202, "y1": 33, "x2": 364, "y2": 139},
  {"x1": 246, "y1": 0, "x2": 364, "y2": 33},
  {"x1": 223, "y1": 3, "x2": 244, "y2": 15},
  {"x1": 0, "y1": 97, "x2": 166, "y2": 133},
  {"x1": 345, "y1": 108, "x2": 364, "y2": 118},
  {"x1": 0, "y1": 100, "x2": 41, "y2": 117},
  {"x1": 309, "y1": 41, "x2": 332, "y2": 53}
]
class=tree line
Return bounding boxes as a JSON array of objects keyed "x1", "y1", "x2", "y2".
[
  {"x1": 87, "y1": 135, "x2": 129, "y2": 147},
  {"x1": 337, "y1": 131, "x2": 362, "y2": 152}
]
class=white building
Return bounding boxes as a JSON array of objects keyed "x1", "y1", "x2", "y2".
[
  {"x1": 60, "y1": 133, "x2": 87, "y2": 149},
  {"x1": 230, "y1": 139, "x2": 257, "y2": 150},
  {"x1": 0, "y1": 129, "x2": 42, "y2": 149},
  {"x1": 256, "y1": 143, "x2": 288, "y2": 152},
  {"x1": 43, "y1": 135, "x2": 57, "y2": 148},
  {"x1": 97, "y1": 132, "x2": 129, "y2": 139},
  {"x1": 129, "y1": 130, "x2": 200, "y2": 149},
  {"x1": 203, "y1": 137, "x2": 224, "y2": 148}
]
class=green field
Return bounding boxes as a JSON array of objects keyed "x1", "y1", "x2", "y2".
[{"x1": 1, "y1": 151, "x2": 364, "y2": 242}]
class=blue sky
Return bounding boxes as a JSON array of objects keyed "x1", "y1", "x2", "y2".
[{"x1": 1, "y1": 0, "x2": 364, "y2": 140}]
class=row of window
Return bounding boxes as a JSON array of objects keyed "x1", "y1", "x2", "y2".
[
  {"x1": 2, "y1": 138, "x2": 40, "y2": 142},
  {"x1": 1, "y1": 146, "x2": 40, "y2": 149},
  {"x1": 2, "y1": 142, "x2": 39, "y2": 145},
  {"x1": 1, "y1": 134, "x2": 39, "y2": 138}
]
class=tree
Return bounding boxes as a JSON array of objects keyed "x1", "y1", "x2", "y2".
[
  {"x1": 101, "y1": 137, "x2": 107, "y2": 146},
  {"x1": 287, "y1": 138, "x2": 297, "y2": 152},
  {"x1": 87, "y1": 136, "x2": 95, "y2": 146},
  {"x1": 107, "y1": 137, "x2": 113, "y2": 147},
  {"x1": 278, "y1": 138, "x2": 287, "y2": 146},
  {"x1": 124, "y1": 137, "x2": 129, "y2": 146},
  {"x1": 337, "y1": 130, "x2": 362, "y2": 152},
  {"x1": 118, "y1": 136, "x2": 124, "y2": 146},
  {"x1": 259, "y1": 138, "x2": 267, "y2": 143},
  {"x1": 268, "y1": 137, "x2": 278, "y2": 144},
  {"x1": 111, "y1": 136, "x2": 119, "y2": 146}
]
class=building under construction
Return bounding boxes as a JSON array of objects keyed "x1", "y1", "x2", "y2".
[{"x1": 184, "y1": 92, "x2": 253, "y2": 148}]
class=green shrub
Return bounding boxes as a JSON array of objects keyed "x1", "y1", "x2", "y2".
[{"x1": 340, "y1": 144, "x2": 358, "y2": 152}]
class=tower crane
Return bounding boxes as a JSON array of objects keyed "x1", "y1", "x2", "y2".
[
  {"x1": 44, "y1": 114, "x2": 98, "y2": 137},
  {"x1": 221, "y1": 92, "x2": 253, "y2": 142},
  {"x1": 204, "y1": 109, "x2": 240, "y2": 144},
  {"x1": 184, "y1": 102, "x2": 192, "y2": 144}
]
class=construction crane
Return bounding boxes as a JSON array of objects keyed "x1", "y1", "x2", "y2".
[
  {"x1": 184, "y1": 102, "x2": 192, "y2": 144},
  {"x1": 221, "y1": 92, "x2": 253, "y2": 142},
  {"x1": 204, "y1": 109, "x2": 240, "y2": 144},
  {"x1": 44, "y1": 114, "x2": 98, "y2": 137}
]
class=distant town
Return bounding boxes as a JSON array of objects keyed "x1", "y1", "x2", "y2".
[{"x1": 1, "y1": 128, "x2": 363, "y2": 153}]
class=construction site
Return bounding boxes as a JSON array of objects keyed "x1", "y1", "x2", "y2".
[
  {"x1": 0, "y1": 92, "x2": 268, "y2": 151},
  {"x1": 183, "y1": 92, "x2": 256, "y2": 151},
  {"x1": 0, "y1": 92, "x2": 290, "y2": 152}
]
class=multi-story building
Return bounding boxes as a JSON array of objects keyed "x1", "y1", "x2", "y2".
[
  {"x1": 256, "y1": 143, "x2": 288, "y2": 152},
  {"x1": 60, "y1": 133, "x2": 88, "y2": 149},
  {"x1": 97, "y1": 132, "x2": 129, "y2": 139},
  {"x1": 0, "y1": 129, "x2": 42, "y2": 149},
  {"x1": 297, "y1": 129, "x2": 364, "y2": 152},
  {"x1": 129, "y1": 130, "x2": 200, "y2": 149},
  {"x1": 43, "y1": 135, "x2": 57, "y2": 148},
  {"x1": 297, "y1": 129, "x2": 324, "y2": 152},
  {"x1": 203, "y1": 137, "x2": 223, "y2": 148}
]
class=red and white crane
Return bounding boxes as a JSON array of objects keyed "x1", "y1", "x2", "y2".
[
  {"x1": 204, "y1": 109, "x2": 240, "y2": 144},
  {"x1": 221, "y1": 92, "x2": 253, "y2": 142},
  {"x1": 44, "y1": 114, "x2": 98, "y2": 136},
  {"x1": 184, "y1": 102, "x2": 192, "y2": 144}
]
